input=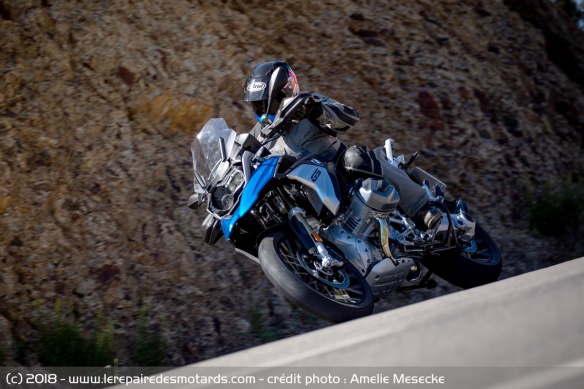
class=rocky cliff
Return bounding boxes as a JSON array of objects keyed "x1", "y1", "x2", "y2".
[{"x1": 1, "y1": 0, "x2": 583, "y2": 366}]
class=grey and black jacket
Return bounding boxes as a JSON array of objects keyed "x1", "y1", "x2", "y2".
[
  {"x1": 250, "y1": 93, "x2": 360, "y2": 161},
  {"x1": 248, "y1": 93, "x2": 429, "y2": 218}
]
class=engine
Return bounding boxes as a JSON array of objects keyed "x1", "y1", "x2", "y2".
[
  {"x1": 341, "y1": 177, "x2": 400, "y2": 237},
  {"x1": 322, "y1": 177, "x2": 411, "y2": 299}
]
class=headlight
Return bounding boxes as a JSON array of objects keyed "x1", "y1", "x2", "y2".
[
  {"x1": 212, "y1": 187, "x2": 234, "y2": 210},
  {"x1": 211, "y1": 170, "x2": 244, "y2": 212},
  {"x1": 226, "y1": 170, "x2": 244, "y2": 193}
]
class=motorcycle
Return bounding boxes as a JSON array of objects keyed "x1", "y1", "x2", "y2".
[{"x1": 189, "y1": 93, "x2": 502, "y2": 323}]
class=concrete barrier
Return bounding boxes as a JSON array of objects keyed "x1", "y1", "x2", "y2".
[{"x1": 111, "y1": 257, "x2": 584, "y2": 388}]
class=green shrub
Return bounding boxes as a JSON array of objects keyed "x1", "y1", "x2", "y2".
[
  {"x1": 528, "y1": 177, "x2": 583, "y2": 237},
  {"x1": 13, "y1": 340, "x2": 28, "y2": 365},
  {"x1": 249, "y1": 310, "x2": 287, "y2": 342},
  {"x1": 39, "y1": 319, "x2": 115, "y2": 367},
  {"x1": 128, "y1": 323, "x2": 166, "y2": 366}
]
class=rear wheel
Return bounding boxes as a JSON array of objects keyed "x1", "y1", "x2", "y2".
[
  {"x1": 421, "y1": 224, "x2": 502, "y2": 289},
  {"x1": 259, "y1": 231, "x2": 374, "y2": 323}
]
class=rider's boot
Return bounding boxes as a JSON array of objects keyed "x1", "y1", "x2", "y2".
[
  {"x1": 414, "y1": 203, "x2": 443, "y2": 231},
  {"x1": 405, "y1": 263, "x2": 421, "y2": 281}
]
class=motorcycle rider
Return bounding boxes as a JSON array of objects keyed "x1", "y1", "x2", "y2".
[{"x1": 243, "y1": 60, "x2": 442, "y2": 230}]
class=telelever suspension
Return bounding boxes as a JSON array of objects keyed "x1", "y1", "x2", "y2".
[{"x1": 288, "y1": 207, "x2": 343, "y2": 268}]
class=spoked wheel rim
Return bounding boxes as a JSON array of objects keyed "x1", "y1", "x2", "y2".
[
  {"x1": 422, "y1": 223, "x2": 502, "y2": 289},
  {"x1": 462, "y1": 230, "x2": 496, "y2": 264},
  {"x1": 275, "y1": 236, "x2": 368, "y2": 306}
]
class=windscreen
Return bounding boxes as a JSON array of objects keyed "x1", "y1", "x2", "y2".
[{"x1": 191, "y1": 118, "x2": 236, "y2": 185}]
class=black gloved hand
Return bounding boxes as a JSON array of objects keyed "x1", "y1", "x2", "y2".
[
  {"x1": 305, "y1": 96, "x2": 323, "y2": 123},
  {"x1": 290, "y1": 103, "x2": 307, "y2": 122},
  {"x1": 291, "y1": 96, "x2": 323, "y2": 123}
]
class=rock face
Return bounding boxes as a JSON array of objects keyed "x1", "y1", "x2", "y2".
[{"x1": 0, "y1": 0, "x2": 583, "y2": 366}]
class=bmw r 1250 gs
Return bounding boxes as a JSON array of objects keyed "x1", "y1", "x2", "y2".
[{"x1": 189, "y1": 94, "x2": 502, "y2": 323}]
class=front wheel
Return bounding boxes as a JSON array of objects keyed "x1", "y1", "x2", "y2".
[
  {"x1": 421, "y1": 224, "x2": 502, "y2": 289},
  {"x1": 259, "y1": 231, "x2": 374, "y2": 323}
]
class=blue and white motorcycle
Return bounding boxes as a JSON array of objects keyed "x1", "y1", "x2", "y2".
[{"x1": 189, "y1": 94, "x2": 502, "y2": 323}]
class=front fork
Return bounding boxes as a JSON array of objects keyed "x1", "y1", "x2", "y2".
[{"x1": 288, "y1": 207, "x2": 343, "y2": 269}]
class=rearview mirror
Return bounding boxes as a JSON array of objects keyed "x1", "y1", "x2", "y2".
[{"x1": 188, "y1": 192, "x2": 206, "y2": 209}]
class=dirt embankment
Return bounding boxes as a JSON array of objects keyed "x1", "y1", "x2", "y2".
[{"x1": 0, "y1": 0, "x2": 582, "y2": 366}]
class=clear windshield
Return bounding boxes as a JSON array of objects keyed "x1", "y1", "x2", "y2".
[{"x1": 191, "y1": 118, "x2": 237, "y2": 185}]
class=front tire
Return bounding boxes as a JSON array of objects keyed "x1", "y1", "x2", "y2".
[
  {"x1": 421, "y1": 224, "x2": 502, "y2": 289},
  {"x1": 259, "y1": 231, "x2": 374, "y2": 323}
]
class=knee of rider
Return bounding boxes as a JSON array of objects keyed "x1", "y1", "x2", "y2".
[
  {"x1": 342, "y1": 146, "x2": 385, "y2": 178},
  {"x1": 343, "y1": 145, "x2": 366, "y2": 170}
]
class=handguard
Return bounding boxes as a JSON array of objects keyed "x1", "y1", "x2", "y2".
[{"x1": 258, "y1": 92, "x2": 315, "y2": 143}]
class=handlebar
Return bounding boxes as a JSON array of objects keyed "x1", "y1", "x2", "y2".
[{"x1": 258, "y1": 92, "x2": 315, "y2": 142}]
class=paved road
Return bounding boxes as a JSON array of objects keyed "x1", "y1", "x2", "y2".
[{"x1": 114, "y1": 257, "x2": 584, "y2": 388}]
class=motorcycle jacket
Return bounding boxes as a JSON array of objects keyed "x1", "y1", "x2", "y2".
[{"x1": 250, "y1": 93, "x2": 359, "y2": 161}]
